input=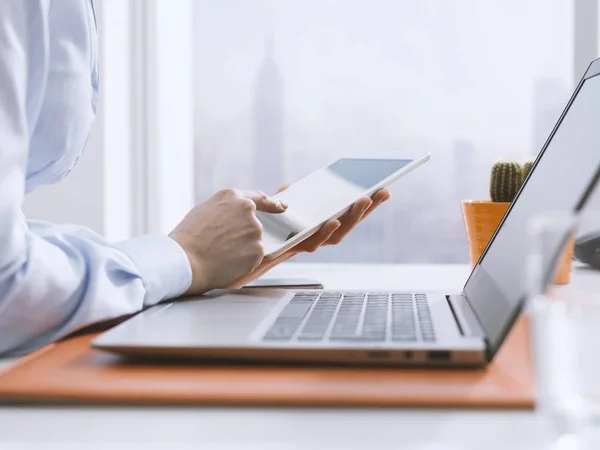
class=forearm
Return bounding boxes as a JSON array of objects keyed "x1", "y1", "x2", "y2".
[{"x1": 0, "y1": 222, "x2": 191, "y2": 356}]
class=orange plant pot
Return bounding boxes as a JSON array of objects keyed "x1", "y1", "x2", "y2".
[{"x1": 461, "y1": 200, "x2": 574, "y2": 285}]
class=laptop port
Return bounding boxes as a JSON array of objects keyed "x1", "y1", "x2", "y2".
[
  {"x1": 404, "y1": 351, "x2": 414, "y2": 360},
  {"x1": 427, "y1": 351, "x2": 451, "y2": 361}
]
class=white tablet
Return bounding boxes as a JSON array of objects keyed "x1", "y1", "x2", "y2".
[{"x1": 257, "y1": 154, "x2": 430, "y2": 258}]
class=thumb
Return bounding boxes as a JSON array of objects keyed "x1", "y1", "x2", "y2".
[{"x1": 242, "y1": 190, "x2": 288, "y2": 213}]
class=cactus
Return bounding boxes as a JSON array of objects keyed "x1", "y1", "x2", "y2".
[
  {"x1": 490, "y1": 161, "x2": 523, "y2": 203},
  {"x1": 522, "y1": 160, "x2": 534, "y2": 180}
]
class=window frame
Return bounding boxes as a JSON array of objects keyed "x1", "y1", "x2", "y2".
[{"x1": 129, "y1": 0, "x2": 195, "y2": 236}]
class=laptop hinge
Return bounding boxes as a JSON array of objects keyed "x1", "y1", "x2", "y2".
[{"x1": 446, "y1": 294, "x2": 486, "y2": 339}]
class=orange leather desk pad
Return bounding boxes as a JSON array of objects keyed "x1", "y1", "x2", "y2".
[{"x1": 0, "y1": 318, "x2": 533, "y2": 408}]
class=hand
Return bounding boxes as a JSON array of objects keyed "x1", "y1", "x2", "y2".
[
  {"x1": 169, "y1": 189, "x2": 287, "y2": 295},
  {"x1": 305, "y1": 188, "x2": 391, "y2": 248},
  {"x1": 227, "y1": 188, "x2": 391, "y2": 288}
]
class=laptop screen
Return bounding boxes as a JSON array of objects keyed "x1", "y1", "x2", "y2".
[{"x1": 463, "y1": 63, "x2": 600, "y2": 358}]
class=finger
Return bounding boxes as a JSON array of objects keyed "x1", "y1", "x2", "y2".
[
  {"x1": 295, "y1": 220, "x2": 341, "y2": 253},
  {"x1": 242, "y1": 190, "x2": 287, "y2": 213},
  {"x1": 326, "y1": 191, "x2": 390, "y2": 245},
  {"x1": 324, "y1": 198, "x2": 372, "y2": 245},
  {"x1": 362, "y1": 189, "x2": 391, "y2": 219},
  {"x1": 374, "y1": 188, "x2": 391, "y2": 202}
]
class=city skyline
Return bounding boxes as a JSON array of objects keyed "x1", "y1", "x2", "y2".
[{"x1": 193, "y1": 0, "x2": 572, "y2": 263}]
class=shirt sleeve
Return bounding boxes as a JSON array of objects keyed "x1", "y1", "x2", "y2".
[{"x1": 0, "y1": 1, "x2": 192, "y2": 356}]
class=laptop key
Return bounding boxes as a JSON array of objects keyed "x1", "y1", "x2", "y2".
[
  {"x1": 392, "y1": 334, "x2": 417, "y2": 341},
  {"x1": 356, "y1": 335, "x2": 385, "y2": 341},
  {"x1": 329, "y1": 333, "x2": 358, "y2": 340},
  {"x1": 264, "y1": 326, "x2": 298, "y2": 340},
  {"x1": 298, "y1": 331, "x2": 327, "y2": 340},
  {"x1": 279, "y1": 303, "x2": 313, "y2": 319},
  {"x1": 262, "y1": 293, "x2": 319, "y2": 341}
]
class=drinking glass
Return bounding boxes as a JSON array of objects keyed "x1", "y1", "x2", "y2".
[{"x1": 528, "y1": 210, "x2": 600, "y2": 449}]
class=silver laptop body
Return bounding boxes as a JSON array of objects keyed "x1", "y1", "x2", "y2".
[{"x1": 93, "y1": 58, "x2": 600, "y2": 367}]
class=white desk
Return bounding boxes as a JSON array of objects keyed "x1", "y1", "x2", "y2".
[{"x1": 1, "y1": 262, "x2": 599, "y2": 449}]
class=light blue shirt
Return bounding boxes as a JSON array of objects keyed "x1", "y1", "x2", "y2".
[{"x1": 0, "y1": 0, "x2": 192, "y2": 355}]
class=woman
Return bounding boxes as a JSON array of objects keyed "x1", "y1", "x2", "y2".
[{"x1": 0, "y1": 1, "x2": 389, "y2": 355}]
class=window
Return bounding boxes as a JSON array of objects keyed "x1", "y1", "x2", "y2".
[
  {"x1": 192, "y1": 0, "x2": 575, "y2": 263},
  {"x1": 22, "y1": 0, "x2": 598, "y2": 264}
]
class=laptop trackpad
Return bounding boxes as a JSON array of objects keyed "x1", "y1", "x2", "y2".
[{"x1": 112, "y1": 289, "x2": 288, "y2": 346}]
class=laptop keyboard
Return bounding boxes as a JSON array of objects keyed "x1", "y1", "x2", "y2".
[{"x1": 263, "y1": 292, "x2": 436, "y2": 343}]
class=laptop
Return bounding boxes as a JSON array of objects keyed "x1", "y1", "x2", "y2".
[{"x1": 93, "y1": 58, "x2": 600, "y2": 367}]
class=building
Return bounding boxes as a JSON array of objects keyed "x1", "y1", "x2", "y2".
[{"x1": 252, "y1": 36, "x2": 285, "y2": 195}]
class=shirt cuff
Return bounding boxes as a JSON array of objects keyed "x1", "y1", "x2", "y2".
[{"x1": 115, "y1": 234, "x2": 192, "y2": 306}]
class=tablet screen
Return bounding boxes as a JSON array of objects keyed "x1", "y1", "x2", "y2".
[
  {"x1": 325, "y1": 158, "x2": 414, "y2": 189},
  {"x1": 256, "y1": 158, "x2": 414, "y2": 255}
]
